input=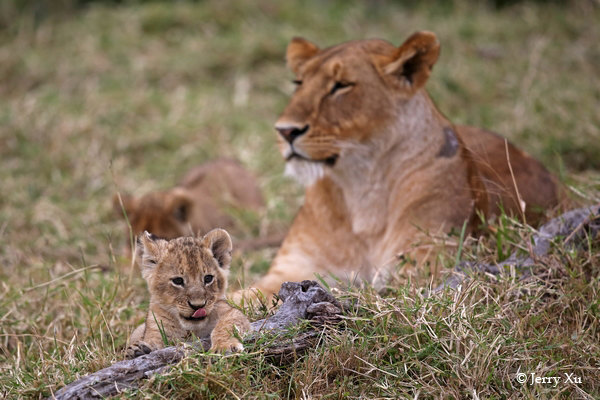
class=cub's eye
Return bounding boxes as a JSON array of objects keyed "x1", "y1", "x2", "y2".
[
  {"x1": 292, "y1": 79, "x2": 303, "y2": 86},
  {"x1": 171, "y1": 277, "x2": 184, "y2": 286},
  {"x1": 330, "y1": 81, "x2": 353, "y2": 95},
  {"x1": 204, "y1": 275, "x2": 214, "y2": 284}
]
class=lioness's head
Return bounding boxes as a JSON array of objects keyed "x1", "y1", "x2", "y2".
[
  {"x1": 275, "y1": 31, "x2": 440, "y2": 185},
  {"x1": 137, "y1": 229, "x2": 232, "y2": 330},
  {"x1": 113, "y1": 188, "x2": 194, "y2": 243}
]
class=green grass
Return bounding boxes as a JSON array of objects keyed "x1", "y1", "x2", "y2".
[{"x1": 1, "y1": 0, "x2": 599, "y2": 398}]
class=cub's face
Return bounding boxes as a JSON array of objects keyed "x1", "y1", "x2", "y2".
[
  {"x1": 113, "y1": 188, "x2": 194, "y2": 247},
  {"x1": 275, "y1": 32, "x2": 440, "y2": 185},
  {"x1": 138, "y1": 229, "x2": 232, "y2": 330}
]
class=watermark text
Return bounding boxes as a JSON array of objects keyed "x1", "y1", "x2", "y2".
[{"x1": 515, "y1": 371, "x2": 583, "y2": 387}]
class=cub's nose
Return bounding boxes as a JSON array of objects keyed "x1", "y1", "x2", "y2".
[
  {"x1": 188, "y1": 300, "x2": 205, "y2": 310},
  {"x1": 275, "y1": 123, "x2": 309, "y2": 144}
]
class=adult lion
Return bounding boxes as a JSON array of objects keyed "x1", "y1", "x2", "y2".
[{"x1": 239, "y1": 32, "x2": 560, "y2": 300}]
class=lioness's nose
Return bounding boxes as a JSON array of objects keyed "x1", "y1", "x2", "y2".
[{"x1": 275, "y1": 123, "x2": 309, "y2": 144}]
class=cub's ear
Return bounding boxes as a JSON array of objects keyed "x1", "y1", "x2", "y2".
[
  {"x1": 382, "y1": 31, "x2": 440, "y2": 94},
  {"x1": 167, "y1": 188, "x2": 193, "y2": 223},
  {"x1": 137, "y1": 231, "x2": 164, "y2": 279},
  {"x1": 113, "y1": 193, "x2": 137, "y2": 219},
  {"x1": 287, "y1": 37, "x2": 319, "y2": 75},
  {"x1": 202, "y1": 228, "x2": 233, "y2": 269}
]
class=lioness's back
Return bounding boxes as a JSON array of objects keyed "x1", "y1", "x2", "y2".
[{"x1": 458, "y1": 125, "x2": 560, "y2": 225}]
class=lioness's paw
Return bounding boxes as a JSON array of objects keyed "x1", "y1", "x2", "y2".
[
  {"x1": 125, "y1": 341, "x2": 155, "y2": 359},
  {"x1": 210, "y1": 339, "x2": 244, "y2": 354}
]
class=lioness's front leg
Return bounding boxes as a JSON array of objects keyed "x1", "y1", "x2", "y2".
[{"x1": 234, "y1": 179, "x2": 367, "y2": 302}]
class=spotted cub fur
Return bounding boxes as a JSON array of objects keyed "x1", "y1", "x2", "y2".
[{"x1": 126, "y1": 229, "x2": 250, "y2": 358}]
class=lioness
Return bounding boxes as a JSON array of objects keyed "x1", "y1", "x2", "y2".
[
  {"x1": 127, "y1": 229, "x2": 250, "y2": 357},
  {"x1": 238, "y1": 32, "x2": 560, "y2": 300},
  {"x1": 114, "y1": 158, "x2": 271, "y2": 252}
]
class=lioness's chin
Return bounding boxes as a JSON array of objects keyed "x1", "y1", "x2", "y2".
[{"x1": 284, "y1": 158, "x2": 327, "y2": 187}]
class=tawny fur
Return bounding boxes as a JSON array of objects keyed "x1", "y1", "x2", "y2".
[
  {"x1": 127, "y1": 229, "x2": 250, "y2": 357},
  {"x1": 235, "y1": 32, "x2": 560, "y2": 301},
  {"x1": 114, "y1": 158, "x2": 274, "y2": 252}
]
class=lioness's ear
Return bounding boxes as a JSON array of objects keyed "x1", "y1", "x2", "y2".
[
  {"x1": 287, "y1": 37, "x2": 319, "y2": 75},
  {"x1": 113, "y1": 193, "x2": 137, "y2": 219},
  {"x1": 202, "y1": 228, "x2": 233, "y2": 269},
  {"x1": 137, "y1": 231, "x2": 163, "y2": 279},
  {"x1": 383, "y1": 31, "x2": 440, "y2": 93},
  {"x1": 168, "y1": 188, "x2": 193, "y2": 223}
]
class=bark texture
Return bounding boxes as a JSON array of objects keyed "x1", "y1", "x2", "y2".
[{"x1": 434, "y1": 204, "x2": 600, "y2": 292}]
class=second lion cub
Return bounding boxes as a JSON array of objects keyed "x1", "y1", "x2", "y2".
[{"x1": 127, "y1": 229, "x2": 250, "y2": 358}]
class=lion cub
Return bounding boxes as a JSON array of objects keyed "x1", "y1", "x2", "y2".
[
  {"x1": 126, "y1": 229, "x2": 250, "y2": 358},
  {"x1": 114, "y1": 158, "x2": 265, "y2": 250}
]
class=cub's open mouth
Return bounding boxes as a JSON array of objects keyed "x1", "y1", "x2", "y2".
[
  {"x1": 184, "y1": 315, "x2": 206, "y2": 321},
  {"x1": 286, "y1": 153, "x2": 338, "y2": 167},
  {"x1": 183, "y1": 308, "x2": 207, "y2": 321}
]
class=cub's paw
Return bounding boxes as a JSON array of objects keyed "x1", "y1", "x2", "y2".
[
  {"x1": 125, "y1": 341, "x2": 155, "y2": 359},
  {"x1": 210, "y1": 339, "x2": 244, "y2": 354}
]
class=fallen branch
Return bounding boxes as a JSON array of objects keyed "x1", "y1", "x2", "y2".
[
  {"x1": 434, "y1": 204, "x2": 600, "y2": 292},
  {"x1": 52, "y1": 281, "x2": 342, "y2": 399}
]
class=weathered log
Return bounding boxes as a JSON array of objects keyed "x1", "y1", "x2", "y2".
[
  {"x1": 434, "y1": 204, "x2": 600, "y2": 292},
  {"x1": 51, "y1": 280, "x2": 342, "y2": 399}
]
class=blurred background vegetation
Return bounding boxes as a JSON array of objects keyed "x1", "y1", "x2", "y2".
[{"x1": 0, "y1": 0, "x2": 599, "y2": 397}]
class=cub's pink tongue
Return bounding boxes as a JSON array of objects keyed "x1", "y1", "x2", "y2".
[{"x1": 192, "y1": 308, "x2": 207, "y2": 318}]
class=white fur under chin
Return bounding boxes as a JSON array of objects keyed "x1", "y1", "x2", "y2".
[{"x1": 284, "y1": 158, "x2": 326, "y2": 187}]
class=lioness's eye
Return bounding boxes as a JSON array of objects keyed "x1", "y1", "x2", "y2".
[
  {"x1": 204, "y1": 275, "x2": 214, "y2": 284},
  {"x1": 292, "y1": 79, "x2": 303, "y2": 86},
  {"x1": 330, "y1": 81, "x2": 353, "y2": 95},
  {"x1": 171, "y1": 277, "x2": 184, "y2": 286}
]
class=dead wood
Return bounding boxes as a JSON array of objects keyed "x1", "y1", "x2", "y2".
[
  {"x1": 52, "y1": 280, "x2": 342, "y2": 399},
  {"x1": 434, "y1": 204, "x2": 600, "y2": 292}
]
